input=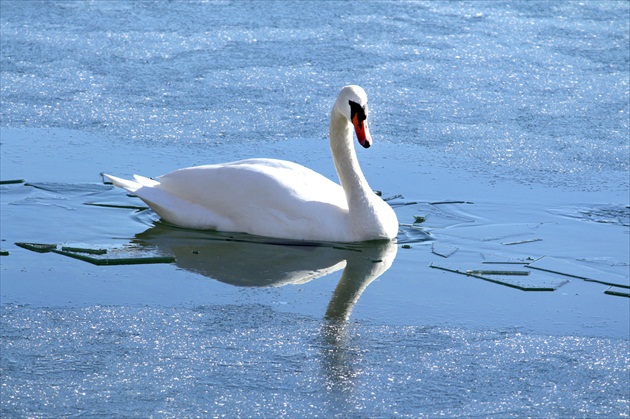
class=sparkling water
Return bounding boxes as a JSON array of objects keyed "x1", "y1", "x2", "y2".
[{"x1": 1, "y1": 1, "x2": 628, "y2": 417}]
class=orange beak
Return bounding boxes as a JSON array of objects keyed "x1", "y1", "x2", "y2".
[{"x1": 352, "y1": 113, "x2": 372, "y2": 149}]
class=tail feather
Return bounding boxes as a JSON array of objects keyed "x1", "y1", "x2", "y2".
[
  {"x1": 106, "y1": 173, "x2": 220, "y2": 229},
  {"x1": 103, "y1": 174, "x2": 144, "y2": 193},
  {"x1": 133, "y1": 175, "x2": 160, "y2": 187}
]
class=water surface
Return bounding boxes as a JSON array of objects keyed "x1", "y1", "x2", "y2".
[{"x1": 1, "y1": 1, "x2": 629, "y2": 417}]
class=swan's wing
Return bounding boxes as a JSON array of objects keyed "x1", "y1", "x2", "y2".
[
  {"x1": 121, "y1": 159, "x2": 349, "y2": 238},
  {"x1": 157, "y1": 158, "x2": 346, "y2": 211}
]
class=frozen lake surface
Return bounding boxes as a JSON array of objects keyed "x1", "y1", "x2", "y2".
[{"x1": 1, "y1": 1, "x2": 629, "y2": 417}]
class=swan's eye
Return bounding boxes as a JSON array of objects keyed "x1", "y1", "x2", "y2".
[{"x1": 349, "y1": 100, "x2": 367, "y2": 123}]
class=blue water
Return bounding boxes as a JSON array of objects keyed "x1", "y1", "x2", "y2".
[{"x1": 1, "y1": 1, "x2": 629, "y2": 417}]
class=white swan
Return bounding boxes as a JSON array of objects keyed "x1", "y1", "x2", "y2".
[{"x1": 104, "y1": 85, "x2": 399, "y2": 242}]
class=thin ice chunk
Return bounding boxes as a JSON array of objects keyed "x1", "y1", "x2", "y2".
[{"x1": 527, "y1": 256, "x2": 629, "y2": 288}]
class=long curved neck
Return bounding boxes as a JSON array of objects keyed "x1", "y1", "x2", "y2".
[{"x1": 329, "y1": 109, "x2": 373, "y2": 212}]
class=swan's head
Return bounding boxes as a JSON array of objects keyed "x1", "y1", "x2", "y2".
[{"x1": 334, "y1": 85, "x2": 372, "y2": 148}]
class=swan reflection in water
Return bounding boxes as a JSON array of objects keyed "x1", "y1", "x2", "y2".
[
  {"x1": 132, "y1": 222, "x2": 402, "y2": 322},
  {"x1": 133, "y1": 222, "x2": 427, "y2": 405}
]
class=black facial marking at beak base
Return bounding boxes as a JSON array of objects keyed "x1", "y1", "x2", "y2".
[{"x1": 349, "y1": 100, "x2": 367, "y2": 123}]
